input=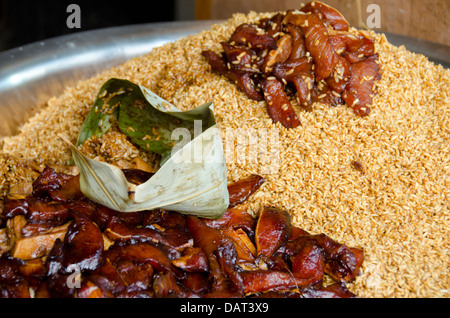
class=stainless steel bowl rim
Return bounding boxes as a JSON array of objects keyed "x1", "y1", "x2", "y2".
[{"x1": 0, "y1": 20, "x2": 448, "y2": 137}]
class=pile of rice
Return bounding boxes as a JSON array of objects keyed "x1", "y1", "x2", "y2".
[{"x1": 1, "y1": 12, "x2": 449, "y2": 297}]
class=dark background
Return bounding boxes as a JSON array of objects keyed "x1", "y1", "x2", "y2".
[{"x1": 0, "y1": 0, "x2": 180, "y2": 52}]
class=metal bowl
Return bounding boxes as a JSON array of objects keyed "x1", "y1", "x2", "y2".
[
  {"x1": 0, "y1": 21, "x2": 219, "y2": 137},
  {"x1": 0, "y1": 20, "x2": 449, "y2": 137}
]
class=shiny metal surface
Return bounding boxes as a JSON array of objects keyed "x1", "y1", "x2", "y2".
[
  {"x1": 0, "y1": 21, "x2": 449, "y2": 137},
  {"x1": 0, "y1": 21, "x2": 219, "y2": 137}
]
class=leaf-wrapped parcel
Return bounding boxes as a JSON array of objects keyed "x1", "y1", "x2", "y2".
[{"x1": 63, "y1": 78, "x2": 229, "y2": 219}]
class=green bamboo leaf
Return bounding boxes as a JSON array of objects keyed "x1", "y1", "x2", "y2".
[
  {"x1": 60, "y1": 134, "x2": 130, "y2": 211},
  {"x1": 77, "y1": 78, "x2": 216, "y2": 162},
  {"x1": 68, "y1": 79, "x2": 229, "y2": 218},
  {"x1": 131, "y1": 125, "x2": 229, "y2": 218},
  {"x1": 76, "y1": 79, "x2": 125, "y2": 146}
]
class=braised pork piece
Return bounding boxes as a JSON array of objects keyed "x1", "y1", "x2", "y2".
[
  {"x1": 202, "y1": 1, "x2": 381, "y2": 127},
  {"x1": 0, "y1": 167, "x2": 363, "y2": 298}
]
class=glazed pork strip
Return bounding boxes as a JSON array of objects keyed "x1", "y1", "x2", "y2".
[{"x1": 0, "y1": 166, "x2": 363, "y2": 298}]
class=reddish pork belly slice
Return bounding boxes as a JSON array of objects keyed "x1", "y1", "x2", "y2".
[
  {"x1": 285, "y1": 23, "x2": 307, "y2": 59},
  {"x1": 301, "y1": 1, "x2": 350, "y2": 31},
  {"x1": 255, "y1": 206, "x2": 292, "y2": 258},
  {"x1": 226, "y1": 174, "x2": 265, "y2": 209},
  {"x1": 229, "y1": 23, "x2": 277, "y2": 50},
  {"x1": 343, "y1": 54, "x2": 381, "y2": 116},
  {"x1": 284, "y1": 12, "x2": 339, "y2": 81},
  {"x1": 201, "y1": 50, "x2": 263, "y2": 101}
]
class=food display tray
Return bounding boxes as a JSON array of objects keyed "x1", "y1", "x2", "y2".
[{"x1": 0, "y1": 20, "x2": 449, "y2": 137}]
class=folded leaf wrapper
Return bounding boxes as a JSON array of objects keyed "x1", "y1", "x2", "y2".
[{"x1": 63, "y1": 78, "x2": 229, "y2": 219}]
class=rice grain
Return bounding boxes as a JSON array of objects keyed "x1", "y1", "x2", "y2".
[{"x1": 1, "y1": 12, "x2": 449, "y2": 298}]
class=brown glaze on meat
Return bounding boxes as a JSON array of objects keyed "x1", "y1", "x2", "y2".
[
  {"x1": 203, "y1": 1, "x2": 381, "y2": 123},
  {"x1": 255, "y1": 206, "x2": 292, "y2": 257},
  {"x1": 201, "y1": 50, "x2": 264, "y2": 101},
  {"x1": 285, "y1": 23, "x2": 307, "y2": 59},
  {"x1": 301, "y1": 1, "x2": 350, "y2": 31},
  {"x1": 0, "y1": 166, "x2": 364, "y2": 298},
  {"x1": 261, "y1": 78, "x2": 301, "y2": 128},
  {"x1": 342, "y1": 54, "x2": 381, "y2": 116},
  {"x1": 288, "y1": 12, "x2": 339, "y2": 81},
  {"x1": 226, "y1": 174, "x2": 265, "y2": 208}
]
